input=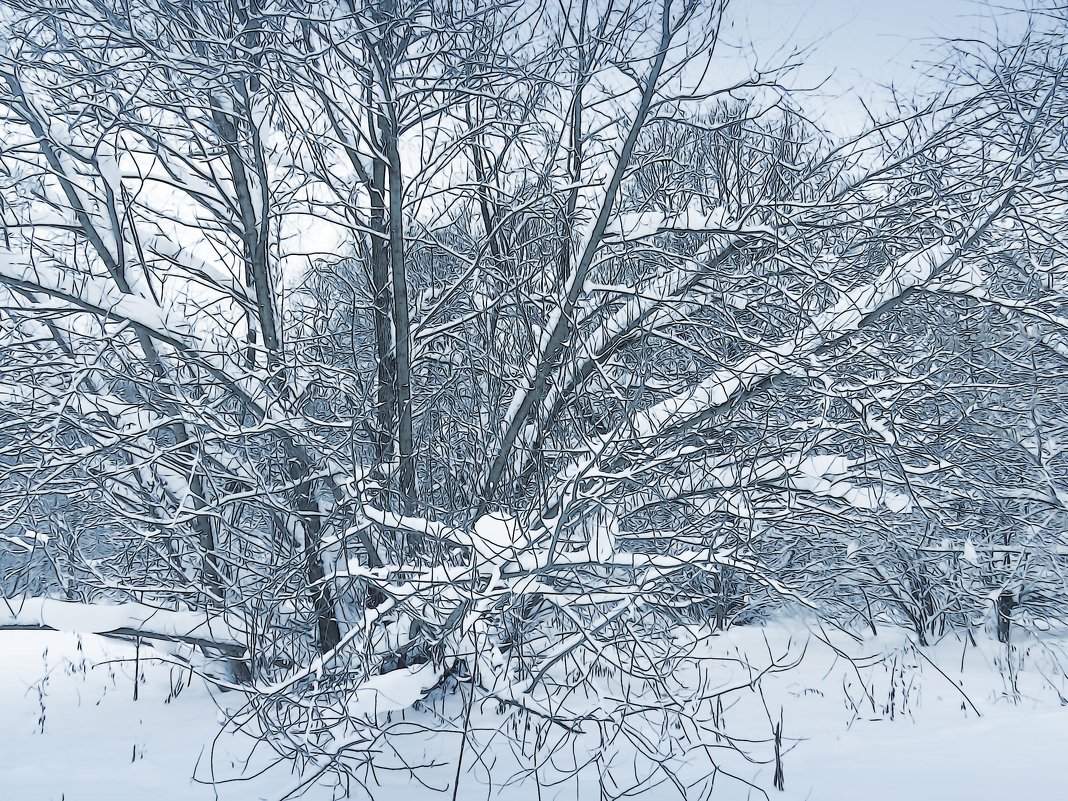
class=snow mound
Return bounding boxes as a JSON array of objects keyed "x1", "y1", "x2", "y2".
[{"x1": 471, "y1": 512, "x2": 526, "y2": 562}]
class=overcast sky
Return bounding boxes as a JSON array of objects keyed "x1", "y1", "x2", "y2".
[{"x1": 737, "y1": 0, "x2": 1031, "y2": 132}]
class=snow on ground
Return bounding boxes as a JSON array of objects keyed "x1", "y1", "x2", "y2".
[
  {"x1": 0, "y1": 632, "x2": 232, "y2": 801},
  {"x1": 1, "y1": 623, "x2": 1066, "y2": 800},
  {"x1": 772, "y1": 626, "x2": 1068, "y2": 801}
]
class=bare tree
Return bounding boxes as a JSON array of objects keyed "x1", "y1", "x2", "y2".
[{"x1": 0, "y1": 0, "x2": 1065, "y2": 797}]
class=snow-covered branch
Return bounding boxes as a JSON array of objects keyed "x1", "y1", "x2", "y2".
[{"x1": 0, "y1": 596, "x2": 246, "y2": 654}]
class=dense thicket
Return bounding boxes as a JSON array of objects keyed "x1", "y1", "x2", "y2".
[{"x1": 0, "y1": 0, "x2": 1065, "y2": 792}]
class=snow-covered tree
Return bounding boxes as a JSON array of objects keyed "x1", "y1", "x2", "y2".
[{"x1": 0, "y1": 0, "x2": 1065, "y2": 793}]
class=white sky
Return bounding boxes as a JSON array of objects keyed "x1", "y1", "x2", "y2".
[{"x1": 735, "y1": 0, "x2": 1032, "y2": 132}]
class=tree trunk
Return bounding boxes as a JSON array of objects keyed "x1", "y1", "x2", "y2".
[
  {"x1": 382, "y1": 107, "x2": 416, "y2": 513},
  {"x1": 996, "y1": 590, "x2": 1014, "y2": 644}
]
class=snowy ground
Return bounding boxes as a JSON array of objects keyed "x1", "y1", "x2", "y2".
[{"x1": 2, "y1": 623, "x2": 1066, "y2": 800}]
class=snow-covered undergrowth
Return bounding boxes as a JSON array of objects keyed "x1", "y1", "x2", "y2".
[{"x1": 3, "y1": 621, "x2": 1066, "y2": 801}]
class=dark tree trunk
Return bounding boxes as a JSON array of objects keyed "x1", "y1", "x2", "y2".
[{"x1": 996, "y1": 590, "x2": 1014, "y2": 644}]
